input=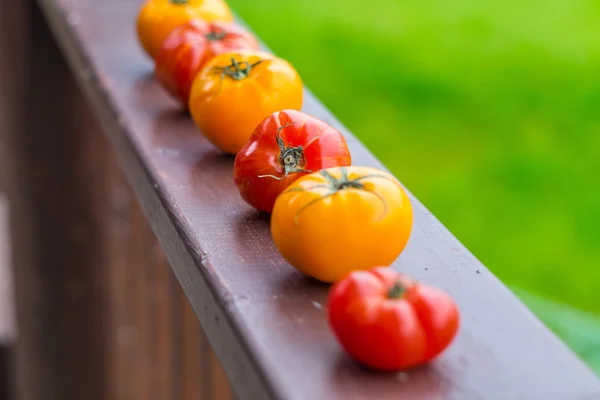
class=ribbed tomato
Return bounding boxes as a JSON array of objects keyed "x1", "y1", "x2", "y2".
[
  {"x1": 155, "y1": 20, "x2": 259, "y2": 107},
  {"x1": 233, "y1": 110, "x2": 351, "y2": 213},
  {"x1": 271, "y1": 166, "x2": 413, "y2": 283},
  {"x1": 328, "y1": 267, "x2": 460, "y2": 371}
]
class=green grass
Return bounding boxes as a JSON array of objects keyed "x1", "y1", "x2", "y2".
[
  {"x1": 228, "y1": 0, "x2": 600, "y2": 313},
  {"x1": 227, "y1": 0, "x2": 600, "y2": 371}
]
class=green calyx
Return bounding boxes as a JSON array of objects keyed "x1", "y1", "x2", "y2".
[
  {"x1": 211, "y1": 57, "x2": 264, "y2": 81},
  {"x1": 170, "y1": 0, "x2": 188, "y2": 5},
  {"x1": 258, "y1": 122, "x2": 312, "y2": 181},
  {"x1": 387, "y1": 281, "x2": 406, "y2": 299},
  {"x1": 205, "y1": 28, "x2": 227, "y2": 41},
  {"x1": 280, "y1": 167, "x2": 394, "y2": 225},
  {"x1": 320, "y1": 168, "x2": 366, "y2": 191}
]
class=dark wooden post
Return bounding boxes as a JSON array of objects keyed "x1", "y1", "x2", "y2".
[
  {"x1": 2, "y1": 1, "x2": 110, "y2": 398},
  {"x1": 0, "y1": 1, "x2": 231, "y2": 399}
]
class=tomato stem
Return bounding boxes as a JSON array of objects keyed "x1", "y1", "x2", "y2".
[
  {"x1": 388, "y1": 281, "x2": 406, "y2": 299},
  {"x1": 211, "y1": 57, "x2": 265, "y2": 82},
  {"x1": 170, "y1": 0, "x2": 188, "y2": 4},
  {"x1": 205, "y1": 27, "x2": 227, "y2": 41},
  {"x1": 258, "y1": 122, "x2": 312, "y2": 181},
  {"x1": 278, "y1": 167, "x2": 393, "y2": 225}
]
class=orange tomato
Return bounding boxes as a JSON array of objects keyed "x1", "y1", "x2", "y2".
[
  {"x1": 271, "y1": 166, "x2": 413, "y2": 283},
  {"x1": 136, "y1": 0, "x2": 233, "y2": 60},
  {"x1": 188, "y1": 51, "x2": 303, "y2": 154},
  {"x1": 155, "y1": 20, "x2": 259, "y2": 107}
]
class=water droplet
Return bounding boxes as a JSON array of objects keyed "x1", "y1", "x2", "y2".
[{"x1": 312, "y1": 301, "x2": 323, "y2": 310}]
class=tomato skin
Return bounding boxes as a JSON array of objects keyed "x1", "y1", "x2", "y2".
[
  {"x1": 328, "y1": 267, "x2": 460, "y2": 371},
  {"x1": 189, "y1": 51, "x2": 303, "y2": 154},
  {"x1": 233, "y1": 110, "x2": 352, "y2": 213},
  {"x1": 155, "y1": 20, "x2": 259, "y2": 107},
  {"x1": 136, "y1": 0, "x2": 233, "y2": 60},
  {"x1": 271, "y1": 166, "x2": 413, "y2": 283}
]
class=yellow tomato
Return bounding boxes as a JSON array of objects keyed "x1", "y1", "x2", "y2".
[
  {"x1": 271, "y1": 166, "x2": 413, "y2": 283},
  {"x1": 188, "y1": 51, "x2": 303, "y2": 154},
  {"x1": 136, "y1": 0, "x2": 233, "y2": 60}
]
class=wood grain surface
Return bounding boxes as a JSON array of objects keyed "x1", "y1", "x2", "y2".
[{"x1": 37, "y1": 0, "x2": 600, "y2": 399}]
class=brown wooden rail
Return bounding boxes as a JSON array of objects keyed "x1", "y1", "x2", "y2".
[{"x1": 2, "y1": 0, "x2": 600, "y2": 399}]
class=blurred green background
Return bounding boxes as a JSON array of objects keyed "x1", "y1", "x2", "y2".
[{"x1": 227, "y1": 0, "x2": 600, "y2": 372}]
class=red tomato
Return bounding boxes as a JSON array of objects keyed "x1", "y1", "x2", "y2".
[
  {"x1": 154, "y1": 20, "x2": 259, "y2": 107},
  {"x1": 328, "y1": 267, "x2": 460, "y2": 371},
  {"x1": 233, "y1": 110, "x2": 352, "y2": 213}
]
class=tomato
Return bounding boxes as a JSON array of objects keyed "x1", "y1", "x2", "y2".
[
  {"x1": 136, "y1": 0, "x2": 233, "y2": 60},
  {"x1": 155, "y1": 20, "x2": 259, "y2": 107},
  {"x1": 271, "y1": 166, "x2": 413, "y2": 283},
  {"x1": 233, "y1": 110, "x2": 352, "y2": 213},
  {"x1": 327, "y1": 267, "x2": 460, "y2": 371},
  {"x1": 189, "y1": 51, "x2": 303, "y2": 154}
]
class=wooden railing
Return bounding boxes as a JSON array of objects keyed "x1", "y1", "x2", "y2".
[{"x1": 1, "y1": 0, "x2": 600, "y2": 399}]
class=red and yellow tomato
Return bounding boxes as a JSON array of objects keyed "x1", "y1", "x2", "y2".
[
  {"x1": 136, "y1": 0, "x2": 233, "y2": 60},
  {"x1": 233, "y1": 110, "x2": 351, "y2": 213},
  {"x1": 328, "y1": 267, "x2": 460, "y2": 371},
  {"x1": 271, "y1": 166, "x2": 413, "y2": 283},
  {"x1": 189, "y1": 51, "x2": 303, "y2": 154},
  {"x1": 155, "y1": 20, "x2": 259, "y2": 107}
]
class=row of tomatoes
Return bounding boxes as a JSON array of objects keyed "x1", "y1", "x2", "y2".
[{"x1": 136, "y1": 0, "x2": 460, "y2": 372}]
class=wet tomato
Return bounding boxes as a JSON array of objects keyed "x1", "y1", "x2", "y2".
[
  {"x1": 189, "y1": 51, "x2": 303, "y2": 154},
  {"x1": 136, "y1": 0, "x2": 233, "y2": 60},
  {"x1": 155, "y1": 20, "x2": 259, "y2": 107},
  {"x1": 233, "y1": 110, "x2": 352, "y2": 213},
  {"x1": 328, "y1": 267, "x2": 460, "y2": 371},
  {"x1": 271, "y1": 166, "x2": 413, "y2": 283}
]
